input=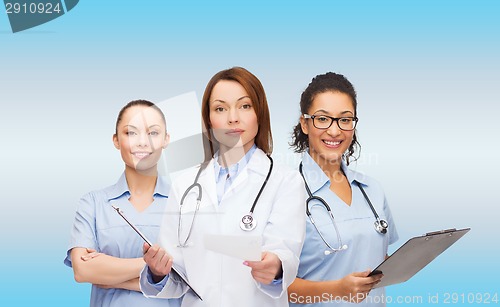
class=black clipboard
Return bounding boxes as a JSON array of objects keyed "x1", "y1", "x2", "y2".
[
  {"x1": 111, "y1": 206, "x2": 202, "y2": 300},
  {"x1": 369, "y1": 227, "x2": 470, "y2": 288}
]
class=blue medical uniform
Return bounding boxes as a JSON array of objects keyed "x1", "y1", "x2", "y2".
[
  {"x1": 291, "y1": 152, "x2": 398, "y2": 307},
  {"x1": 64, "y1": 173, "x2": 180, "y2": 307}
]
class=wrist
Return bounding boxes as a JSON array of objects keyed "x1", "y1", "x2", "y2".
[
  {"x1": 274, "y1": 267, "x2": 283, "y2": 280},
  {"x1": 148, "y1": 267, "x2": 166, "y2": 284}
]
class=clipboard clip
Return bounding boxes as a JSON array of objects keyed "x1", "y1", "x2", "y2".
[
  {"x1": 111, "y1": 205, "x2": 203, "y2": 301},
  {"x1": 425, "y1": 228, "x2": 457, "y2": 236}
]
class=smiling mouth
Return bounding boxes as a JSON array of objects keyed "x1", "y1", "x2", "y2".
[{"x1": 323, "y1": 140, "x2": 342, "y2": 147}]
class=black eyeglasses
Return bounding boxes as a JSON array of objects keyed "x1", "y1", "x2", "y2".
[{"x1": 303, "y1": 114, "x2": 358, "y2": 131}]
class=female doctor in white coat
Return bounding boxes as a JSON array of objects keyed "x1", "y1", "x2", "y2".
[
  {"x1": 288, "y1": 72, "x2": 398, "y2": 306},
  {"x1": 139, "y1": 67, "x2": 306, "y2": 306}
]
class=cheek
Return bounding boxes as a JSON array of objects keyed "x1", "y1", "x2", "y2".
[
  {"x1": 117, "y1": 137, "x2": 130, "y2": 149},
  {"x1": 209, "y1": 113, "x2": 223, "y2": 129},
  {"x1": 247, "y1": 113, "x2": 259, "y2": 130},
  {"x1": 152, "y1": 137, "x2": 166, "y2": 149},
  {"x1": 308, "y1": 127, "x2": 323, "y2": 141},
  {"x1": 345, "y1": 132, "x2": 355, "y2": 144}
]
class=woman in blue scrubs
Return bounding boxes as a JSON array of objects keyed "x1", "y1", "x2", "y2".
[
  {"x1": 64, "y1": 100, "x2": 179, "y2": 307},
  {"x1": 288, "y1": 73, "x2": 398, "y2": 306}
]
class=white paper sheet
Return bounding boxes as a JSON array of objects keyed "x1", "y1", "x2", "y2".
[{"x1": 204, "y1": 234, "x2": 262, "y2": 261}]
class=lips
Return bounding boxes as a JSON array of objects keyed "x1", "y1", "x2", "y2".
[
  {"x1": 132, "y1": 152, "x2": 152, "y2": 159},
  {"x1": 226, "y1": 129, "x2": 245, "y2": 136},
  {"x1": 322, "y1": 139, "x2": 342, "y2": 148}
]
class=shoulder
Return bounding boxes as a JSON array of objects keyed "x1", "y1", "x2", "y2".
[
  {"x1": 81, "y1": 183, "x2": 115, "y2": 201},
  {"x1": 251, "y1": 149, "x2": 302, "y2": 180},
  {"x1": 345, "y1": 166, "x2": 383, "y2": 190},
  {"x1": 78, "y1": 175, "x2": 124, "y2": 208},
  {"x1": 346, "y1": 167, "x2": 388, "y2": 204},
  {"x1": 272, "y1": 160, "x2": 301, "y2": 180},
  {"x1": 170, "y1": 162, "x2": 210, "y2": 188}
]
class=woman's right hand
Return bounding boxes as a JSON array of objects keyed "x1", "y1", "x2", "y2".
[
  {"x1": 337, "y1": 270, "x2": 383, "y2": 303},
  {"x1": 142, "y1": 243, "x2": 174, "y2": 283}
]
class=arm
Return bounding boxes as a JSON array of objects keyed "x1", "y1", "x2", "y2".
[
  {"x1": 97, "y1": 278, "x2": 140, "y2": 292},
  {"x1": 251, "y1": 169, "x2": 307, "y2": 297},
  {"x1": 288, "y1": 272, "x2": 383, "y2": 303},
  {"x1": 70, "y1": 247, "x2": 145, "y2": 285},
  {"x1": 139, "y1": 185, "x2": 189, "y2": 299}
]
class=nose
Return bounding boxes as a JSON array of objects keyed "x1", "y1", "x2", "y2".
[
  {"x1": 137, "y1": 132, "x2": 151, "y2": 147},
  {"x1": 227, "y1": 108, "x2": 240, "y2": 124},
  {"x1": 326, "y1": 120, "x2": 341, "y2": 137}
]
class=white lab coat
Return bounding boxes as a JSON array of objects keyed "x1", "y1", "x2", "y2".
[{"x1": 140, "y1": 148, "x2": 306, "y2": 307}]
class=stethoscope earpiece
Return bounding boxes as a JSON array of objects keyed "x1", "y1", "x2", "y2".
[{"x1": 324, "y1": 244, "x2": 348, "y2": 255}]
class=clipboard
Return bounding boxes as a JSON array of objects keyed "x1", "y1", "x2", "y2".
[
  {"x1": 111, "y1": 205, "x2": 202, "y2": 300},
  {"x1": 369, "y1": 227, "x2": 470, "y2": 288}
]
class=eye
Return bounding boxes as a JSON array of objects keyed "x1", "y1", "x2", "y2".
[
  {"x1": 214, "y1": 106, "x2": 225, "y2": 112},
  {"x1": 316, "y1": 116, "x2": 330, "y2": 123},
  {"x1": 339, "y1": 117, "x2": 352, "y2": 124},
  {"x1": 149, "y1": 131, "x2": 160, "y2": 136},
  {"x1": 241, "y1": 103, "x2": 252, "y2": 110},
  {"x1": 126, "y1": 131, "x2": 137, "y2": 136}
]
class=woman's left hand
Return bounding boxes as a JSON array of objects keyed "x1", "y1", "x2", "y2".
[{"x1": 244, "y1": 251, "x2": 282, "y2": 285}]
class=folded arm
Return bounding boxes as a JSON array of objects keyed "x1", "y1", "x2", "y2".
[{"x1": 70, "y1": 247, "x2": 145, "y2": 286}]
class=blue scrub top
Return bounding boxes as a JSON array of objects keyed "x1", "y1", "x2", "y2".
[
  {"x1": 291, "y1": 152, "x2": 399, "y2": 307},
  {"x1": 64, "y1": 173, "x2": 180, "y2": 307}
]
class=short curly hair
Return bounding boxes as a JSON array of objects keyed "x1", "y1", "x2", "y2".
[{"x1": 290, "y1": 72, "x2": 360, "y2": 165}]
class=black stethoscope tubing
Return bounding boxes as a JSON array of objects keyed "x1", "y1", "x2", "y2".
[
  {"x1": 178, "y1": 154, "x2": 274, "y2": 247},
  {"x1": 299, "y1": 161, "x2": 388, "y2": 249}
]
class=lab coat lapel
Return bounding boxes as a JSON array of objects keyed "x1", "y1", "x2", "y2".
[
  {"x1": 198, "y1": 159, "x2": 218, "y2": 209},
  {"x1": 224, "y1": 149, "x2": 269, "y2": 197}
]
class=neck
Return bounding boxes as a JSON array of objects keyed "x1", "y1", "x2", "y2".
[
  {"x1": 218, "y1": 142, "x2": 254, "y2": 168},
  {"x1": 309, "y1": 150, "x2": 344, "y2": 182},
  {"x1": 124, "y1": 166, "x2": 158, "y2": 195}
]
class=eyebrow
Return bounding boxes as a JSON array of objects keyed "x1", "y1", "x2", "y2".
[
  {"x1": 211, "y1": 96, "x2": 251, "y2": 104},
  {"x1": 123, "y1": 124, "x2": 162, "y2": 129},
  {"x1": 313, "y1": 109, "x2": 354, "y2": 116}
]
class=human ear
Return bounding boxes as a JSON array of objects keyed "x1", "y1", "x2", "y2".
[
  {"x1": 112, "y1": 134, "x2": 120, "y2": 149},
  {"x1": 162, "y1": 132, "x2": 170, "y2": 149},
  {"x1": 300, "y1": 115, "x2": 309, "y2": 135}
]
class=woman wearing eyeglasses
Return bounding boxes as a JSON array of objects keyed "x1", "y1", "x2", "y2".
[
  {"x1": 288, "y1": 72, "x2": 398, "y2": 306},
  {"x1": 139, "y1": 67, "x2": 306, "y2": 307}
]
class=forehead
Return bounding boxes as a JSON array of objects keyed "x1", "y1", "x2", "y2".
[
  {"x1": 210, "y1": 80, "x2": 249, "y2": 102},
  {"x1": 309, "y1": 91, "x2": 355, "y2": 114},
  {"x1": 120, "y1": 105, "x2": 165, "y2": 127}
]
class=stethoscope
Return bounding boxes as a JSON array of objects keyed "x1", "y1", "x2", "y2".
[
  {"x1": 177, "y1": 155, "x2": 274, "y2": 248},
  {"x1": 299, "y1": 162, "x2": 388, "y2": 255}
]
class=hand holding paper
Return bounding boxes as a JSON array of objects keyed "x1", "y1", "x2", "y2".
[{"x1": 244, "y1": 251, "x2": 283, "y2": 285}]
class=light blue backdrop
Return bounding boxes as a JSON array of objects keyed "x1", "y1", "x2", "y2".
[{"x1": 1, "y1": 1, "x2": 498, "y2": 306}]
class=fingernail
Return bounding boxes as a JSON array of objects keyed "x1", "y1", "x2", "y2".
[{"x1": 243, "y1": 261, "x2": 249, "y2": 266}]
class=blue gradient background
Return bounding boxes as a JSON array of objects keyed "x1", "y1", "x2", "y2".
[{"x1": 1, "y1": 1, "x2": 499, "y2": 306}]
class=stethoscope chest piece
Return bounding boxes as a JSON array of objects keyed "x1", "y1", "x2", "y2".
[
  {"x1": 374, "y1": 219, "x2": 388, "y2": 234},
  {"x1": 240, "y1": 213, "x2": 257, "y2": 231}
]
